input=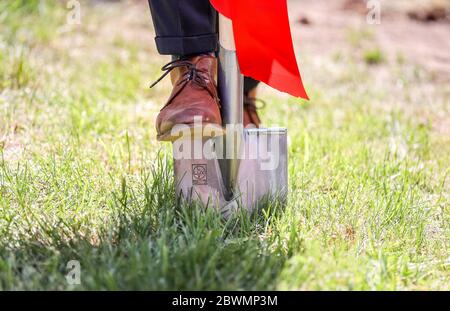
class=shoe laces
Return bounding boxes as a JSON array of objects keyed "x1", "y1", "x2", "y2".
[
  {"x1": 244, "y1": 96, "x2": 266, "y2": 112},
  {"x1": 150, "y1": 58, "x2": 219, "y2": 105}
]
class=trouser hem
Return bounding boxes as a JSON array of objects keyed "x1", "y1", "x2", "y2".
[{"x1": 155, "y1": 33, "x2": 218, "y2": 56}]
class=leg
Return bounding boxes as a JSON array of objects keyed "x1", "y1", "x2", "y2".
[
  {"x1": 244, "y1": 77, "x2": 260, "y2": 96},
  {"x1": 148, "y1": 0, "x2": 218, "y2": 56},
  {"x1": 243, "y1": 77, "x2": 262, "y2": 127},
  {"x1": 147, "y1": 1, "x2": 263, "y2": 138},
  {"x1": 148, "y1": 0, "x2": 222, "y2": 141}
]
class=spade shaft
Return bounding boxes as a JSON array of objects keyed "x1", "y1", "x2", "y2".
[{"x1": 218, "y1": 14, "x2": 244, "y2": 200}]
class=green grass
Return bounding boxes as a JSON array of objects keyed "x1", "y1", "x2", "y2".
[
  {"x1": 0, "y1": 1, "x2": 449, "y2": 290},
  {"x1": 363, "y1": 48, "x2": 384, "y2": 65}
]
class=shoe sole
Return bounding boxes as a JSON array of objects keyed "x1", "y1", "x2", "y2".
[{"x1": 157, "y1": 123, "x2": 225, "y2": 142}]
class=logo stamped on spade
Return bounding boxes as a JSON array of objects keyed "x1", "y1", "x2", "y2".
[{"x1": 192, "y1": 164, "x2": 207, "y2": 185}]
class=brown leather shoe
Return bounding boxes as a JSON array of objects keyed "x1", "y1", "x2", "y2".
[
  {"x1": 243, "y1": 96, "x2": 264, "y2": 128},
  {"x1": 151, "y1": 55, "x2": 223, "y2": 141}
]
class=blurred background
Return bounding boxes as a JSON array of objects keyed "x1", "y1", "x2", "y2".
[{"x1": 1, "y1": 0, "x2": 449, "y2": 155}]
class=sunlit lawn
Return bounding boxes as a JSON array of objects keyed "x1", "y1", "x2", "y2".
[{"x1": 0, "y1": 1, "x2": 448, "y2": 290}]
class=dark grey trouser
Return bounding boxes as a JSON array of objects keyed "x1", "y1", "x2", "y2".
[{"x1": 147, "y1": 0, "x2": 259, "y2": 93}]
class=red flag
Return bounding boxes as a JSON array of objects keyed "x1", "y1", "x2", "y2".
[{"x1": 210, "y1": 0, "x2": 308, "y2": 99}]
